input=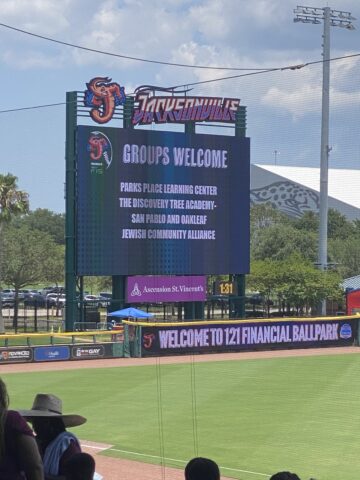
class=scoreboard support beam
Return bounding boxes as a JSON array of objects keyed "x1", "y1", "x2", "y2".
[
  {"x1": 65, "y1": 91, "x2": 79, "y2": 331},
  {"x1": 111, "y1": 96, "x2": 135, "y2": 313},
  {"x1": 232, "y1": 106, "x2": 247, "y2": 319}
]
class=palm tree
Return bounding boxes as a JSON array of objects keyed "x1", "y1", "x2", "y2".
[{"x1": 0, "y1": 174, "x2": 29, "y2": 333}]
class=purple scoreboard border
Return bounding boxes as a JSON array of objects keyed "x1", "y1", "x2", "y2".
[{"x1": 126, "y1": 276, "x2": 207, "y2": 303}]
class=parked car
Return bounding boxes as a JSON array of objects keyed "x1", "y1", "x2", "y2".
[
  {"x1": 1, "y1": 293, "x2": 15, "y2": 308},
  {"x1": 1, "y1": 289, "x2": 15, "y2": 298},
  {"x1": 18, "y1": 289, "x2": 32, "y2": 299},
  {"x1": 46, "y1": 293, "x2": 60, "y2": 307},
  {"x1": 83, "y1": 294, "x2": 110, "y2": 308},
  {"x1": 57, "y1": 294, "x2": 66, "y2": 307},
  {"x1": 84, "y1": 295, "x2": 100, "y2": 306},
  {"x1": 24, "y1": 293, "x2": 46, "y2": 308},
  {"x1": 99, "y1": 292, "x2": 112, "y2": 307},
  {"x1": 40, "y1": 286, "x2": 64, "y2": 296}
]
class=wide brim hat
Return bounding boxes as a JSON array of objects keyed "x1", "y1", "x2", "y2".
[{"x1": 18, "y1": 393, "x2": 86, "y2": 428}]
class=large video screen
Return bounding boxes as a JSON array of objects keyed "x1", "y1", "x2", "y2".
[{"x1": 76, "y1": 126, "x2": 250, "y2": 275}]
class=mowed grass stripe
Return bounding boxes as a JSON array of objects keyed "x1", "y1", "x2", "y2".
[{"x1": 3, "y1": 353, "x2": 360, "y2": 480}]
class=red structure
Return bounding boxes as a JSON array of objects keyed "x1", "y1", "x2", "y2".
[{"x1": 346, "y1": 289, "x2": 360, "y2": 315}]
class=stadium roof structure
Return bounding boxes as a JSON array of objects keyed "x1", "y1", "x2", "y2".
[
  {"x1": 251, "y1": 164, "x2": 360, "y2": 219},
  {"x1": 342, "y1": 275, "x2": 360, "y2": 291}
]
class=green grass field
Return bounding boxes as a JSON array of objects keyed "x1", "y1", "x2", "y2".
[{"x1": 3, "y1": 353, "x2": 360, "y2": 480}]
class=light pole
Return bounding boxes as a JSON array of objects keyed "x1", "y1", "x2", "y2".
[
  {"x1": 293, "y1": 5, "x2": 355, "y2": 315},
  {"x1": 274, "y1": 150, "x2": 280, "y2": 165}
]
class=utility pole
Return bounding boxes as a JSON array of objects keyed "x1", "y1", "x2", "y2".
[
  {"x1": 274, "y1": 150, "x2": 279, "y2": 165},
  {"x1": 294, "y1": 5, "x2": 355, "y2": 315}
]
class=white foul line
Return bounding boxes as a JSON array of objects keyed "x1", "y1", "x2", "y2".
[{"x1": 83, "y1": 445, "x2": 271, "y2": 478}]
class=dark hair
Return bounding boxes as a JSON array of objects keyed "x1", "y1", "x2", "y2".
[
  {"x1": 185, "y1": 457, "x2": 220, "y2": 480},
  {"x1": 63, "y1": 452, "x2": 95, "y2": 480},
  {"x1": 270, "y1": 472, "x2": 301, "y2": 480},
  {"x1": 0, "y1": 378, "x2": 9, "y2": 460},
  {"x1": 32, "y1": 416, "x2": 66, "y2": 449}
]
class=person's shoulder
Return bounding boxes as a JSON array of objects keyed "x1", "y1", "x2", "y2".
[
  {"x1": 6, "y1": 410, "x2": 34, "y2": 434},
  {"x1": 6, "y1": 410, "x2": 24, "y2": 422}
]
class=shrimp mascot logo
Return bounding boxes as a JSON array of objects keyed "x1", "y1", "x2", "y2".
[
  {"x1": 143, "y1": 333, "x2": 156, "y2": 350},
  {"x1": 87, "y1": 131, "x2": 113, "y2": 174},
  {"x1": 84, "y1": 77, "x2": 126, "y2": 124}
]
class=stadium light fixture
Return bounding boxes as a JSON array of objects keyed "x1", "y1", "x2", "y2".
[{"x1": 293, "y1": 5, "x2": 355, "y2": 315}]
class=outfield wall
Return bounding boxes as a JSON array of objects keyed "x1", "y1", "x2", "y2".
[
  {"x1": 0, "y1": 330, "x2": 128, "y2": 364},
  {"x1": 0, "y1": 317, "x2": 358, "y2": 364},
  {"x1": 128, "y1": 316, "x2": 359, "y2": 357}
]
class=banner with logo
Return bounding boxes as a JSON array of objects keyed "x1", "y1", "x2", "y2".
[
  {"x1": 71, "y1": 344, "x2": 105, "y2": 360},
  {"x1": 0, "y1": 348, "x2": 33, "y2": 363},
  {"x1": 126, "y1": 275, "x2": 206, "y2": 302},
  {"x1": 76, "y1": 126, "x2": 250, "y2": 276},
  {"x1": 34, "y1": 346, "x2": 70, "y2": 362},
  {"x1": 140, "y1": 319, "x2": 356, "y2": 356}
]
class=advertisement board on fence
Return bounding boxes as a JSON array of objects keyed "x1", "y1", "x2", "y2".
[
  {"x1": 126, "y1": 276, "x2": 206, "y2": 303},
  {"x1": 34, "y1": 346, "x2": 70, "y2": 362},
  {"x1": 76, "y1": 126, "x2": 250, "y2": 276},
  {"x1": 0, "y1": 348, "x2": 33, "y2": 363},
  {"x1": 140, "y1": 319, "x2": 356, "y2": 356}
]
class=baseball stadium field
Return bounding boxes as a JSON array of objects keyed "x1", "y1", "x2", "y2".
[{"x1": 3, "y1": 350, "x2": 359, "y2": 480}]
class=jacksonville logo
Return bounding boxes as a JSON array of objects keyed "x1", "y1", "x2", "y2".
[
  {"x1": 84, "y1": 77, "x2": 126, "y2": 124},
  {"x1": 143, "y1": 333, "x2": 156, "y2": 349},
  {"x1": 87, "y1": 131, "x2": 113, "y2": 174}
]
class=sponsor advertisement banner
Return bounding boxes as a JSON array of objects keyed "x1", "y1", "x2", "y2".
[
  {"x1": 34, "y1": 346, "x2": 70, "y2": 362},
  {"x1": 141, "y1": 319, "x2": 356, "y2": 356},
  {"x1": 126, "y1": 275, "x2": 206, "y2": 303},
  {"x1": 0, "y1": 348, "x2": 32, "y2": 363},
  {"x1": 76, "y1": 127, "x2": 250, "y2": 276},
  {"x1": 71, "y1": 344, "x2": 105, "y2": 360}
]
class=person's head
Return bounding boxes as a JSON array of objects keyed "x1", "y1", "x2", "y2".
[
  {"x1": 32, "y1": 416, "x2": 66, "y2": 445},
  {"x1": 18, "y1": 393, "x2": 86, "y2": 446},
  {"x1": 270, "y1": 472, "x2": 301, "y2": 480},
  {"x1": 63, "y1": 453, "x2": 95, "y2": 480},
  {"x1": 185, "y1": 457, "x2": 220, "y2": 480}
]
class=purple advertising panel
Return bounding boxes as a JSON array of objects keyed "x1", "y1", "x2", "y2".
[
  {"x1": 126, "y1": 276, "x2": 206, "y2": 303},
  {"x1": 140, "y1": 319, "x2": 357, "y2": 356}
]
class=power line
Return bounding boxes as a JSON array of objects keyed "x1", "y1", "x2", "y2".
[
  {"x1": 0, "y1": 102, "x2": 68, "y2": 113},
  {"x1": 171, "y1": 52, "x2": 360, "y2": 89},
  {"x1": 0, "y1": 22, "x2": 272, "y2": 72},
  {"x1": 0, "y1": 51, "x2": 359, "y2": 115}
]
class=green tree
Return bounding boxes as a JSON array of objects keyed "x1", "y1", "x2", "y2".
[
  {"x1": 328, "y1": 209, "x2": 355, "y2": 240},
  {"x1": 291, "y1": 211, "x2": 318, "y2": 233},
  {"x1": 1, "y1": 225, "x2": 62, "y2": 330},
  {"x1": 0, "y1": 174, "x2": 29, "y2": 332},
  {"x1": 248, "y1": 256, "x2": 342, "y2": 316},
  {"x1": 251, "y1": 224, "x2": 317, "y2": 262},
  {"x1": 329, "y1": 237, "x2": 360, "y2": 278},
  {"x1": 15, "y1": 208, "x2": 65, "y2": 245}
]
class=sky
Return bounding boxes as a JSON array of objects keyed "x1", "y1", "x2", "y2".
[{"x1": 1, "y1": 0, "x2": 359, "y2": 213}]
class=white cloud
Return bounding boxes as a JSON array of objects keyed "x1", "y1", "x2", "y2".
[
  {"x1": 2, "y1": 49, "x2": 66, "y2": 69},
  {"x1": 1, "y1": 0, "x2": 71, "y2": 34}
]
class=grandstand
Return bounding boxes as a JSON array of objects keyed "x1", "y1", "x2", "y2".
[{"x1": 251, "y1": 164, "x2": 360, "y2": 219}]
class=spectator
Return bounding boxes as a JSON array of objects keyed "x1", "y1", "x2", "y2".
[
  {"x1": 63, "y1": 453, "x2": 95, "y2": 480},
  {"x1": 0, "y1": 377, "x2": 43, "y2": 479},
  {"x1": 270, "y1": 472, "x2": 301, "y2": 480},
  {"x1": 18, "y1": 393, "x2": 86, "y2": 479},
  {"x1": 185, "y1": 457, "x2": 220, "y2": 480}
]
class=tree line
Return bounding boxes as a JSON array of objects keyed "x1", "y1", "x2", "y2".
[{"x1": 1, "y1": 174, "x2": 359, "y2": 318}]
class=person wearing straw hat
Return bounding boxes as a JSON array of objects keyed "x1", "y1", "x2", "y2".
[
  {"x1": 0, "y1": 378, "x2": 44, "y2": 480},
  {"x1": 18, "y1": 394, "x2": 86, "y2": 480}
]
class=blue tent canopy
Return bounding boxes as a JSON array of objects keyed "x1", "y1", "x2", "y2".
[{"x1": 107, "y1": 307, "x2": 154, "y2": 318}]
